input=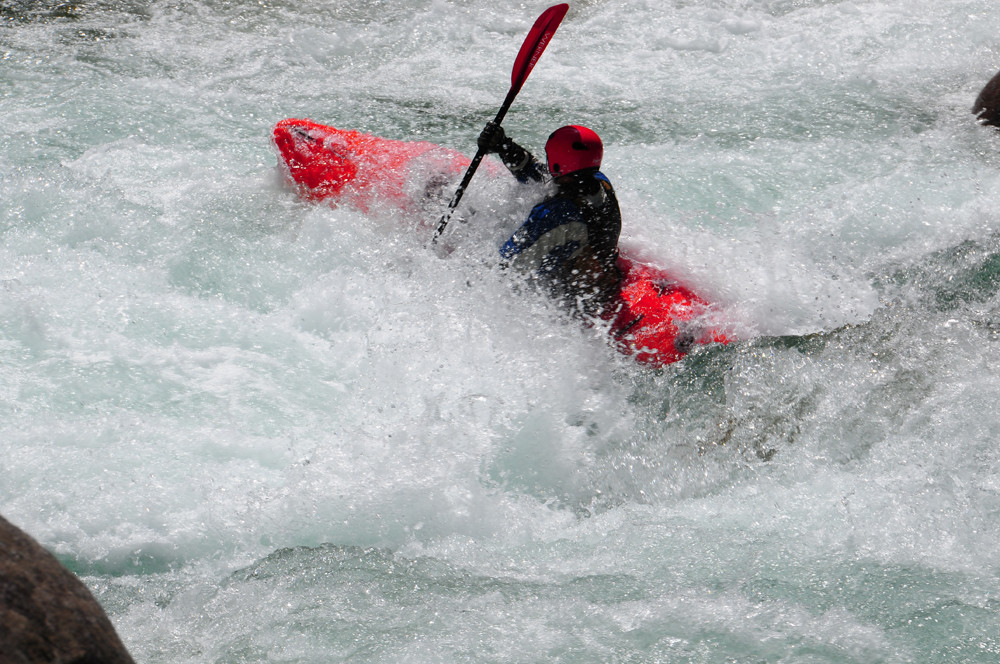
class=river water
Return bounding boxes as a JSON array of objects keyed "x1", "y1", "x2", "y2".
[{"x1": 3, "y1": 0, "x2": 1000, "y2": 662}]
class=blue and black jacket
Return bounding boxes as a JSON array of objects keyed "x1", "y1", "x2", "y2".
[{"x1": 493, "y1": 138, "x2": 622, "y2": 315}]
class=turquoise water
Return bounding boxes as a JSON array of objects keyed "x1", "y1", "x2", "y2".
[{"x1": 3, "y1": 1, "x2": 1000, "y2": 662}]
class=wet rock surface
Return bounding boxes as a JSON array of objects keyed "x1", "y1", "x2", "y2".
[
  {"x1": 974, "y1": 69, "x2": 1000, "y2": 127},
  {"x1": 0, "y1": 514, "x2": 135, "y2": 664}
]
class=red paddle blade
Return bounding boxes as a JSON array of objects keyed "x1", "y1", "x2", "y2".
[{"x1": 510, "y1": 3, "x2": 568, "y2": 95}]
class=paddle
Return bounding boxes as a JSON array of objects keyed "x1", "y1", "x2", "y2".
[{"x1": 431, "y1": 3, "x2": 569, "y2": 244}]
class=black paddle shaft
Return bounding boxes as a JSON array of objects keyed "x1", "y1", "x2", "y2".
[{"x1": 431, "y1": 89, "x2": 517, "y2": 242}]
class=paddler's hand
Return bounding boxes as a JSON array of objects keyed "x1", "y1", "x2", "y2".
[{"x1": 477, "y1": 121, "x2": 507, "y2": 154}]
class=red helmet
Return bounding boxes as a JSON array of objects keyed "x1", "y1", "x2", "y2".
[{"x1": 545, "y1": 125, "x2": 603, "y2": 177}]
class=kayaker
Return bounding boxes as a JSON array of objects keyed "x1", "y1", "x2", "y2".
[{"x1": 477, "y1": 122, "x2": 623, "y2": 317}]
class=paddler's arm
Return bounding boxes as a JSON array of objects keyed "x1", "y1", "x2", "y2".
[{"x1": 478, "y1": 121, "x2": 547, "y2": 184}]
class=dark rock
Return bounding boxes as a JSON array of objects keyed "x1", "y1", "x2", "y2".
[
  {"x1": 0, "y1": 514, "x2": 135, "y2": 664},
  {"x1": 973, "y1": 69, "x2": 1000, "y2": 127}
]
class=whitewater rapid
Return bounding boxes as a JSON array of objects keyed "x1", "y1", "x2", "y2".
[{"x1": 3, "y1": 0, "x2": 1000, "y2": 662}]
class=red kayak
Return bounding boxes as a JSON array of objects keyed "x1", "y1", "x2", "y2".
[{"x1": 272, "y1": 118, "x2": 728, "y2": 367}]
